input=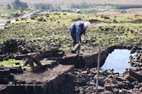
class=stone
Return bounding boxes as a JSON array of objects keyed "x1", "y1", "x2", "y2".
[
  {"x1": 124, "y1": 75, "x2": 138, "y2": 82},
  {"x1": 75, "y1": 78, "x2": 88, "y2": 86},
  {"x1": 94, "y1": 86, "x2": 104, "y2": 92},
  {"x1": 98, "y1": 77, "x2": 105, "y2": 86},
  {"x1": 116, "y1": 77, "x2": 126, "y2": 81},
  {"x1": 105, "y1": 84, "x2": 117, "y2": 91},
  {"x1": 112, "y1": 88, "x2": 119, "y2": 94},
  {"x1": 139, "y1": 87, "x2": 142, "y2": 92},
  {"x1": 125, "y1": 81, "x2": 134, "y2": 89},
  {"x1": 118, "y1": 82, "x2": 126, "y2": 89},
  {"x1": 103, "y1": 91, "x2": 112, "y2": 94},
  {"x1": 128, "y1": 69, "x2": 142, "y2": 82},
  {"x1": 81, "y1": 71, "x2": 88, "y2": 74}
]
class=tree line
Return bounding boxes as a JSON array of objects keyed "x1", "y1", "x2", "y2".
[
  {"x1": 6, "y1": 0, "x2": 60, "y2": 10},
  {"x1": 6, "y1": 1, "x2": 142, "y2": 11},
  {"x1": 6, "y1": 0, "x2": 28, "y2": 10}
]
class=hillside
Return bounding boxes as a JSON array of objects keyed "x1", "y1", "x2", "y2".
[
  {"x1": 0, "y1": 0, "x2": 142, "y2": 5},
  {"x1": 1, "y1": 12, "x2": 142, "y2": 52}
]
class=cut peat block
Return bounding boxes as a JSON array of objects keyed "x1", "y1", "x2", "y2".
[
  {"x1": 59, "y1": 49, "x2": 109, "y2": 68},
  {"x1": 0, "y1": 65, "x2": 74, "y2": 94}
]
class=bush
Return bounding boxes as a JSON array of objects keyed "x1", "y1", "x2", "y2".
[
  {"x1": 21, "y1": 18, "x2": 27, "y2": 20},
  {"x1": 30, "y1": 17, "x2": 36, "y2": 20},
  {"x1": 112, "y1": 19, "x2": 118, "y2": 23},
  {"x1": 37, "y1": 17, "x2": 46, "y2": 22},
  {"x1": 12, "y1": 0, "x2": 28, "y2": 10},
  {"x1": 63, "y1": 13, "x2": 67, "y2": 15},
  {"x1": 57, "y1": 21, "x2": 60, "y2": 23},
  {"x1": 101, "y1": 15, "x2": 110, "y2": 19},
  {"x1": 15, "y1": 18, "x2": 19, "y2": 21},
  {"x1": 53, "y1": 13, "x2": 61, "y2": 15},
  {"x1": 7, "y1": 21, "x2": 11, "y2": 24},
  {"x1": 45, "y1": 14, "x2": 49, "y2": 17},
  {"x1": 72, "y1": 18, "x2": 82, "y2": 21},
  {"x1": 35, "y1": 3, "x2": 53, "y2": 10},
  {"x1": 50, "y1": 18, "x2": 53, "y2": 21}
]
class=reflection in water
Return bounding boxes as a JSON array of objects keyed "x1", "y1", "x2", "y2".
[{"x1": 101, "y1": 49, "x2": 131, "y2": 74}]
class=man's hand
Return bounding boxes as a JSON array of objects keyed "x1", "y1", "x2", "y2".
[
  {"x1": 84, "y1": 35, "x2": 87, "y2": 42},
  {"x1": 82, "y1": 35, "x2": 87, "y2": 43}
]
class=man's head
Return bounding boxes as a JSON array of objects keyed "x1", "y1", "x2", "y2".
[{"x1": 84, "y1": 21, "x2": 91, "y2": 30}]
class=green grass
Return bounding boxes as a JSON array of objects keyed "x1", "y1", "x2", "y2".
[
  {"x1": 0, "y1": 59, "x2": 23, "y2": 67},
  {"x1": 0, "y1": 59, "x2": 32, "y2": 71},
  {"x1": 0, "y1": 12, "x2": 142, "y2": 52}
]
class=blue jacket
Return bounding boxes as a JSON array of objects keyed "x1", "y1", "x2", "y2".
[{"x1": 69, "y1": 21, "x2": 85, "y2": 42}]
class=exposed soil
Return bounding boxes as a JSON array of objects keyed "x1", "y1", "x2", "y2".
[
  {"x1": 73, "y1": 47, "x2": 142, "y2": 94},
  {"x1": 0, "y1": 39, "x2": 40, "y2": 55},
  {"x1": 131, "y1": 19, "x2": 142, "y2": 23},
  {"x1": 0, "y1": 39, "x2": 142, "y2": 94},
  {"x1": 73, "y1": 62, "x2": 142, "y2": 93}
]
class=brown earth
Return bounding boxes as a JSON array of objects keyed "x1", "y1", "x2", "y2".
[{"x1": 0, "y1": 40, "x2": 142, "y2": 94}]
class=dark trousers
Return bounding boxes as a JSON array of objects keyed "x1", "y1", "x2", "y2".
[
  {"x1": 71, "y1": 33, "x2": 81, "y2": 46},
  {"x1": 71, "y1": 33, "x2": 81, "y2": 54}
]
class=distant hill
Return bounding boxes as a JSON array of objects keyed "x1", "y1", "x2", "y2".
[{"x1": 1, "y1": 0, "x2": 142, "y2": 5}]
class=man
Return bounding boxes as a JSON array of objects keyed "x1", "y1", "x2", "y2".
[{"x1": 69, "y1": 21, "x2": 91, "y2": 54}]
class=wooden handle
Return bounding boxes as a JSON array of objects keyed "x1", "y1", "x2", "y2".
[{"x1": 72, "y1": 43, "x2": 80, "y2": 51}]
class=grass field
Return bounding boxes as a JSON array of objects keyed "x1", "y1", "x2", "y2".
[
  {"x1": 0, "y1": 12, "x2": 142, "y2": 53},
  {"x1": 0, "y1": 59, "x2": 22, "y2": 66}
]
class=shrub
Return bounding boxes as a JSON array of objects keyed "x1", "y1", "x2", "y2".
[
  {"x1": 21, "y1": 18, "x2": 27, "y2": 20},
  {"x1": 37, "y1": 17, "x2": 46, "y2": 22},
  {"x1": 15, "y1": 19, "x2": 19, "y2": 21},
  {"x1": 45, "y1": 14, "x2": 49, "y2": 17},
  {"x1": 7, "y1": 21, "x2": 11, "y2": 24},
  {"x1": 72, "y1": 18, "x2": 82, "y2": 21},
  {"x1": 30, "y1": 17, "x2": 36, "y2": 20},
  {"x1": 63, "y1": 13, "x2": 67, "y2": 15}
]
